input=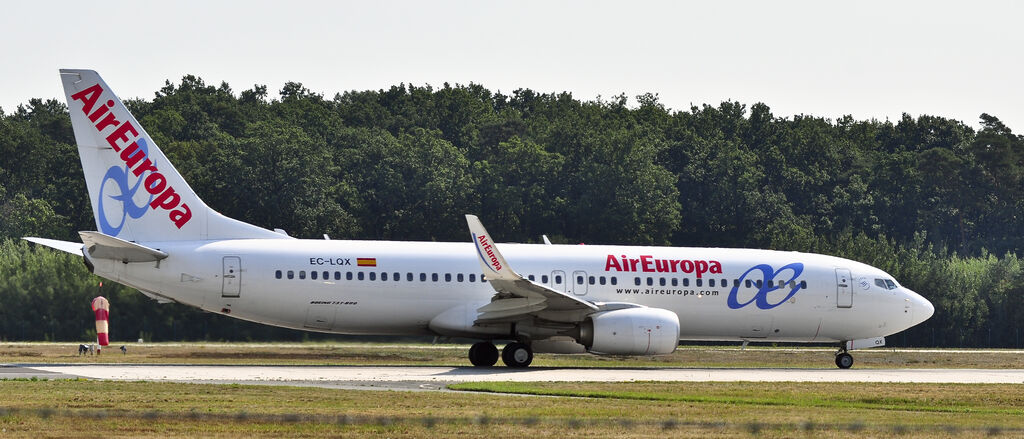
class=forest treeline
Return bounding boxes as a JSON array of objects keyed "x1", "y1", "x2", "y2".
[{"x1": 1, "y1": 76, "x2": 1023, "y2": 346}]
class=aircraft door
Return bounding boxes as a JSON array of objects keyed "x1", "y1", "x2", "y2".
[
  {"x1": 551, "y1": 270, "x2": 567, "y2": 293},
  {"x1": 222, "y1": 256, "x2": 241, "y2": 298},
  {"x1": 836, "y1": 268, "x2": 852, "y2": 308},
  {"x1": 572, "y1": 270, "x2": 588, "y2": 296}
]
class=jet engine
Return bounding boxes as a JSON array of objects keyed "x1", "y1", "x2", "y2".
[{"x1": 579, "y1": 308, "x2": 680, "y2": 355}]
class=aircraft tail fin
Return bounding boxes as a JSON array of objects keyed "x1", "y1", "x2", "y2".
[{"x1": 60, "y1": 69, "x2": 286, "y2": 242}]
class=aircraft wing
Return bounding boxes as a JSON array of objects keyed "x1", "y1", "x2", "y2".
[{"x1": 466, "y1": 215, "x2": 598, "y2": 322}]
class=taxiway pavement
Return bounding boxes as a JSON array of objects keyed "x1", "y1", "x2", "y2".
[{"x1": 5, "y1": 364, "x2": 1023, "y2": 389}]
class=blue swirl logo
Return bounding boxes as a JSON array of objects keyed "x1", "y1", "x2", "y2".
[
  {"x1": 97, "y1": 138, "x2": 155, "y2": 236},
  {"x1": 727, "y1": 263, "x2": 804, "y2": 310}
]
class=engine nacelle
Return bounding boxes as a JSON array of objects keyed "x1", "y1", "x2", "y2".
[{"x1": 580, "y1": 308, "x2": 680, "y2": 355}]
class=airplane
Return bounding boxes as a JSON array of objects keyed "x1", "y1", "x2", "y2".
[{"x1": 26, "y1": 69, "x2": 934, "y2": 369}]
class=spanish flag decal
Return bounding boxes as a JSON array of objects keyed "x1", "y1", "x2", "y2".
[{"x1": 357, "y1": 258, "x2": 377, "y2": 267}]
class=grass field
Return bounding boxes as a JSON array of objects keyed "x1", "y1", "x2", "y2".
[
  {"x1": 3, "y1": 341, "x2": 1024, "y2": 368},
  {"x1": 0, "y1": 379, "x2": 1022, "y2": 438},
  {"x1": 2, "y1": 342, "x2": 1023, "y2": 437}
]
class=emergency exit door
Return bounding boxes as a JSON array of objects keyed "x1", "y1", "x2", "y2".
[
  {"x1": 222, "y1": 256, "x2": 241, "y2": 297},
  {"x1": 836, "y1": 268, "x2": 852, "y2": 308}
]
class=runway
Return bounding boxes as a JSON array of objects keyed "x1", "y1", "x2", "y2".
[{"x1": 6, "y1": 364, "x2": 1024, "y2": 389}]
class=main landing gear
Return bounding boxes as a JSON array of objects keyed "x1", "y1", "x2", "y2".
[
  {"x1": 501, "y1": 342, "x2": 533, "y2": 368},
  {"x1": 468, "y1": 341, "x2": 499, "y2": 367},
  {"x1": 835, "y1": 346, "x2": 854, "y2": 369},
  {"x1": 467, "y1": 341, "x2": 534, "y2": 368}
]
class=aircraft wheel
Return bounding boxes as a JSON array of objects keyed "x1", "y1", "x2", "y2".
[
  {"x1": 835, "y1": 352, "x2": 854, "y2": 369},
  {"x1": 468, "y1": 341, "x2": 498, "y2": 367},
  {"x1": 501, "y1": 342, "x2": 533, "y2": 368}
]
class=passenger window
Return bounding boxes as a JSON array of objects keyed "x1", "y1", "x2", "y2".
[
  {"x1": 599, "y1": 276, "x2": 606, "y2": 285},
  {"x1": 610, "y1": 277, "x2": 617, "y2": 285},
  {"x1": 745, "y1": 279, "x2": 752, "y2": 288},
  {"x1": 800, "y1": 281, "x2": 807, "y2": 289},
  {"x1": 589, "y1": 276, "x2": 595, "y2": 285},
  {"x1": 287, "y1": 270, "x2": 294, "y2": 279},
  {"x1": 789, "y1": 281, "x2": 797, "y2": 288},
  {"x1": 541, "y1": 275, "x2": 548, "y2": 283},
  {"x1": 420, "y1": 273, "x2": 426, "y2": 282},
  {"x1": 311, "y1": 271, "x2": 318, "y2": 280},
  {"x1": 299, "y1": 271, "x2": 306, "y2": 280},
  {"x1": 357, "y1": 272, "x2": 364, "y2": 281},
  {"x1": 696, "y1": 278, "x2": 702, "y2": 287},
  {"x1": 576, "y1": 275, "x2": 584, "y2": 285},
  {"x1": 457, "y1": 273, "x2": 464, "y2": 282},
  {"x1": 407, "y1": 273, "x2": 413, "y2": 281},
  {"x1": 469, "y1": 274, "x2": 476, "y2": 282},
  {"x1": 432, "y1": 273, "x2": 439, "y2": 282},
  {"x1": 659, "y1": 278, "x2": 666, "y2": 286},
  {"x1": 778, "y1": 280, "x2": 786, "y2": 288},
  {"x1": 445, "y1": 273, "x2": 452, "y2": 282},
  {"x1": 346, "y1": 272, "x2": 353, "y2": 280},
  {"x1": 334, "y1": 272, "x2": 341, "y2": 280},
  {"x1": 275, "y1": 270, "x2": 282, "y2": 279},
  {"x1": 369, "y1": 272, "x2": 376, "y2": 281},
  {"x1": 709, "y1": 279, "x2": 715, "y2": 287},
  {"x1": 734, "y1": 279, "x2": 740, "y2": 287},
  {"x1": 683, "y1": 278, "x2": 690, "y2": 287},
  {"x1": 671, "y1": 278, "x2": 678, "y2": 286},
  {"x1": 634, "y1": 277, "x2": 641, "y2": 286},
  {"x1": 555, "y1": 275, "x2": 562, "y2": 284},
  {"x1": 646, "y1": 277, "x2": 653, "y2": 286},
  {"x1": 528, "y1": 274, "x2": 535, "y2": 281},
  {"x1": 755, "y1": 280, "x2": 762, "y2": 288},
  {"x1": 381, "y1": 272, "x2": 388, "y2": 281}
]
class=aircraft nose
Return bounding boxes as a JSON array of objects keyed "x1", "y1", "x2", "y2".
[{"x1": 906, "y1": 288, "x2": 934, "y2": 326}]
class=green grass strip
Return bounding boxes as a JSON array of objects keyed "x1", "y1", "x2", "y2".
[{"x1": 448, "y1": 382, "x2": 1024, "y2": 416}]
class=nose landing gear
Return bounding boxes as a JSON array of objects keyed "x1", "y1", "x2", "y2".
[{"x1": 835, "y1": 346, "x2": 854, "y2": 369}]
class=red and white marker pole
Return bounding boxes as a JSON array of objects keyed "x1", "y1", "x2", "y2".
[{"x1": 91, "y1": 295, "x2": 110, "y2": 353}]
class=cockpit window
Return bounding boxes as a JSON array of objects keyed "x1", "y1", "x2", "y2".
[{"x1": 875, "y1": 278, "x2": 898, "y2": 290}]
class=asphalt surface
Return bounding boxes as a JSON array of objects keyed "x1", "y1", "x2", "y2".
[{"x1": 4, "y1": 364, "x2": 1024, "y2": 390}]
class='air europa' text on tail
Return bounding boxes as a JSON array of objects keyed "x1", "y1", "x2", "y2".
[{"x1": 70, "y1": 84, "x2": 192, "y2": 229}]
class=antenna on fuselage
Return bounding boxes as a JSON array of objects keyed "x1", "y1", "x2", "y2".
[{"x1": 542, "y1": 235, "x2": 552, "y2": 245}]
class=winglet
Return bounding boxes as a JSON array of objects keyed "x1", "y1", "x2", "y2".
[{"x1": 465, "y1": 214, "x2": 518, "y2": 281}]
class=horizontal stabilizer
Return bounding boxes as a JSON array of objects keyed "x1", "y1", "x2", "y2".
[
  {"x1": 23, "y1": 237, "x2": 84, "y2": 255},
  {"x1": 79, "y1": 231, "x2": 168, "y2": 262}
]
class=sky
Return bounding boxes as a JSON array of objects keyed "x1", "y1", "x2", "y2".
[{"x1": 2, "y1": 1, "x2": 1022, "y2": 131}]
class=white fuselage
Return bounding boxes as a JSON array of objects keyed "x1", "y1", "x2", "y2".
[{"x1": 89, "y1": 238, "x2": 932, "y2": 344}]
